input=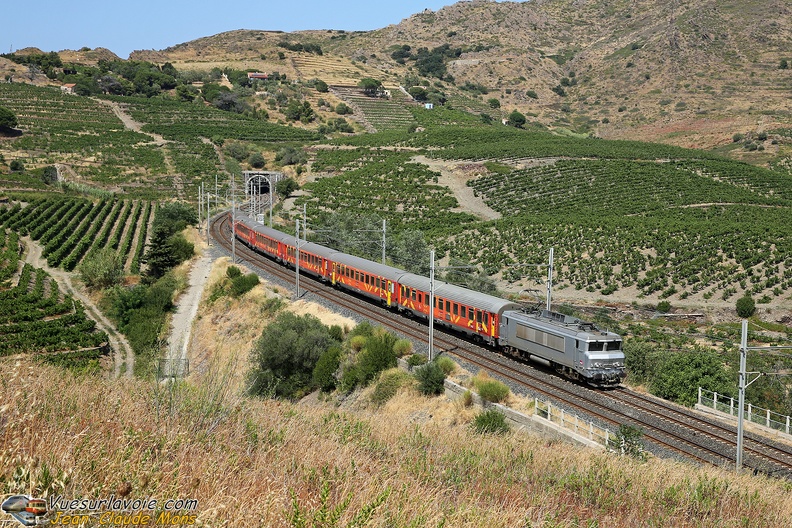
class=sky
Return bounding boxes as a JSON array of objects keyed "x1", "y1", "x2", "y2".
[{"x1": 4, "y1": 0, "x2": 457, "y2": 59}]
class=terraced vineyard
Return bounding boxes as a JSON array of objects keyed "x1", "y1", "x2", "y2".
[
  {"x1": 0, "y1": 229, "x2": 108, "y2": 368},
  {"x1": 299, "y1": 150, "x2": 475, "y2": 236},
  {"x1": 308, "y1": 123, "x2": 792, "y2": 303},
  {"x1": 0, "y1": 197, "x2": 154, "y2": 273},
  {"x1": 0, "y1": 84, "x2": 166, "y2": 185},
  {"x1": 331, "y1": 86, "x2": 416, "y2": 132},
  {"x1": 292, "y1": 54, "x2": 388, "y2": 86}
]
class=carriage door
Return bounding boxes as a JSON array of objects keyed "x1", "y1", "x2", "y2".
[{"x1": 386, "y1": 281, "x2": 393, "y2": 306}]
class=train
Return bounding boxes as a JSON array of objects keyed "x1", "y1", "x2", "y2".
[{"x1": 232, "y1": 213, "x2": 626, "y2": 387}]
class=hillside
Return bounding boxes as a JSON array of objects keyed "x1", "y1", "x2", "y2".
[
  {"x1": 137, "y1": 0, "x2": 792, "y2": 152},
  {"x1": 2, "y1": 262, "x2": 792, "y2": 526}
]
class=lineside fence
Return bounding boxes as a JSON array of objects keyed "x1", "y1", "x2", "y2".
[
  {"x1": 698, "y1": 387, "x2": 791, "y2": 436},
  {"x1": 533, "y1": 398, "x2": 617, "y2": 449}
]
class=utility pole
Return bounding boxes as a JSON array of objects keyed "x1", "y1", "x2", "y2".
[
  {"x1": 428, "y1": 249, "x2": 435, "y2": 362},
  {"x1": 382, "y1": 219, "x2": 386, "y2": 265},
  {"x1": 736, "y1": 320, "x2": 792, "y2": 471},
  {"x1": 295, "y1": 219, "x2": 301, "y2": 300},
  {"x1": 546, "y1": 247, "x2": 554, "y2": 311},
  {"x1": 231, "y1": 174, "x2": 236, "y2": 263}
]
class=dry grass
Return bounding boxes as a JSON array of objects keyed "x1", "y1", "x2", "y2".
[
  {"x1": 3, "y1": 258, "x2": 792, "y2": 527},
  {"x1": 2, "y1": 358, "x2": 792, "y2": 527}
]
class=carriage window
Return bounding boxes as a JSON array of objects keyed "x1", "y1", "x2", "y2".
[
  {"x1": 411, "y1": 289, "x2": 417, "y2": 300},
  {"x1": 401, "y1": 286, "x2": 406, "y2": 297},
  {"x1": 376, "y1": 278, "x2": 381, "y2": 289},
  {"x1": 461, "y1": 306, "x2": 467, "y2": 319},
  {"x1": 445, "y1": 300, "x2": 451, "y2": 312},
  {"x1": 453, "y1": 304, "x2": 458, "y2": 316},
  {"x1": 483, "y1": 313, "x2": 489, "y2": 326},
  {"x1": 476, "y1": 311, "x2": 482, "y2": 323}
]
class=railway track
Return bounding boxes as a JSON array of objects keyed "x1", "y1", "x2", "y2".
[{"x1": 210, "y1": 213, "x2": 792, "y2": 480}]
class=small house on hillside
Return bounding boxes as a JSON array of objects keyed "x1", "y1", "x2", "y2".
[
  {"x1": 61, "y1": 83, "x2": 76, "y2": 94},
  {"x1": 247, "y1": 72, "x2": 269, "y2": 80}
]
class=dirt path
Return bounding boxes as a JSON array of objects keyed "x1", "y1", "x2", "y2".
[
  {"x1": 411, "y1": 155, "x2": 501, "y2": 221},
  {"x1": 22, "y1": 237, "x2": 134, "y2": 378},
  {"x1": 94, "y1": 98, "x2": 184, "y2": 200},
  {"x1": 165, "y1": 254, "x2": 214, "y2": 377}
]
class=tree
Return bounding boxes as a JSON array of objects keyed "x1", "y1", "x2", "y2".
[
  {"x1": 41, "y1": 165, "x2": 58, "y2": 185},
  {"x1": 507, "y1": 110, "x2": 526, "y2": 128},
  {"x1": 248, "y1": 152, "x2": 266, "y2": 169},
  {"x1": 736, "y1": 295, "x2": 756, "y2": 318},
  {"x1": 314, "y1": 79, "x2": 328, "y2": 92},
  {"x1": 176, "y1": 84, "x2": 199, "y2": 102},
  {"x1": 0, "y1": 106, "x2": 18, "y2": 131},
  {"x1": 275, "y1": 146, "x2": 306, "y2": 166},
  {"x1": 358, "y1": 78, "x2": 382, "y2": 96},
  {"x1": 275, "y1": 178, "x2": 299, "y2": 198},
  {"x1": 780, "y1": 59, "x2": 789, "y2": 70},
  {"x1": 248, "y1": 312, "x2": 339, "y2": 398},
  {"x1": 651, "y1": 348, "x2": 733, "y2": 406},
  {"x1": 487, "y1": 98, "x2": 501, "y2": 109},
  {"x1": 335, "y1": 102, "x2": 352, "y2": 115},
  {"x1": 408, "y1": 86, "x2": 428, "y2": 101},
  {"x1": 79, "y1": 247, "x2": 124, "y2": 290},
  {"x1": 9, "y1": 160, "x2": 24, "y2": 172},
  {"x1": 389, "y1": 230, "x2": 430, "y2": 275}
]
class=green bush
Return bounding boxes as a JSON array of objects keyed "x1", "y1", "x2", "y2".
[
  {"x1": 414, "y1": 361, "x2": 446, "y2": 395},
  {"x1": 393, "y1": 338, "x2": 413, "y2": 357},
  {"x1": 650, "y1": 348, "x2": 733, "y2": 406},
  {"x1": 475, "y1": 379, "x2": 510, "y2": 403},
  {"x1": 248, "y1": 312, "x2": 339, "y2": 399},
  {"x1": 406, "y1": 354, "x2": 428, "y2": 367},
  {"x1": 356, "y1": 331, "x2": 397, "y2": 384},
  {"x1": 656, "y1": 300, "x2": 671, "y2": 313},
  {"x1": 312, "y1": 346, "x2": 342, "y2": 392},
  {"x1": 226, "y1": 265, "x2": 242, "y2": 279},
  {"x1": 735, "y1": 295, "x2": 756, "y2": 318},
  {"x1": 435, "y1": 356, "x2": 457, "y2": 375},
  {"x1": 371, "y1": 369, "x2": 411, "y2": 405},
  {"x1": 473, "y1": 409, "x2": 510, "y2": 435},
  {"x1": 230, "y1": 273, "x2": 260, "y2": 297}
]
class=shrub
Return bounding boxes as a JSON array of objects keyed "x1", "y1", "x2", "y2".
[
  {"x1": 356, "y1": 331, "x2": 397, "y2": 384},
  {"x1": 393, "y1": 338, "x2": 413, "y2": 357},
  {"x1": 735, "y1": 295, "x2": 756, "y2": 318},
  {"x1": 461, "y1": 390, "x2": 473, "y2": 407},
  {"x1": 435, "y1": 356, "x2": 456, "y2": 375},
  {"x1": 312, "y1": 346, "x2": 342, "y2": 392},
  {"x1": 350, "y1": 335, "x2": 368, "y2": 352},
  {"x1": 414, "y1": 361, "x2": 446, "y2": 395},
  {"x1": 226, "y1": 265, "x2": 242, "y2": 279},
  {"x1": 9, "y1": 160, "x2": 24, "y2": 172},
  {"x1": 406, "y1": 354, "x2": 428, "y2": 367},
  {"x1": 371, "y1": 369, "x2": 411, "y2": 405},
  {"x1": 473, "y1": 409, "x2": 510, "y2": 435},
  {"x1": 732, "y1": 133, "x2": 744, "y2": 142},
  {"x1": 476, "y1": 379, "x2": 510, "y2": 403},
  {"x1": 230, "y1": 273, "x2": 260, "y2": 297},
  {"x1": 248, "y1": 312, "x2": 339, "y2": 399},
  {"x1": 656, "y1": 300, "x2": 671, "y2": 313},
  {"x1": 248, "y1": 152, "x2": 266, "y2": 169},
  {"x1": 79, "y1": 247, "x2": 124, "y2": 290}
]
